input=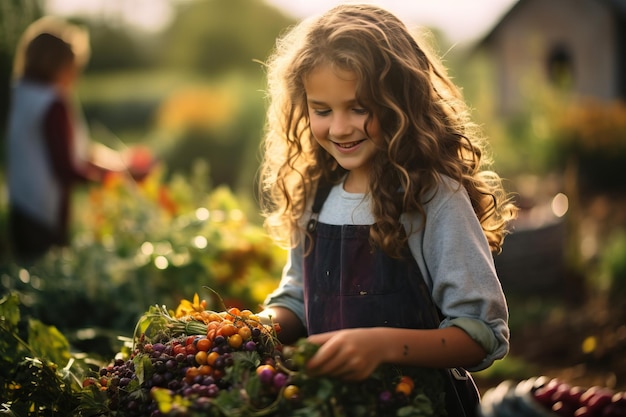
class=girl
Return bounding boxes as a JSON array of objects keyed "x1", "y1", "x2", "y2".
[{"x1": 259, "y1": 4, "x2": 517, "y2": 416}]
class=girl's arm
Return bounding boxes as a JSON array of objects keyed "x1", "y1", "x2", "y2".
[
  {"x1": 306, "y1": 326, "x2": 486, "y2": 381},
  {"x1": 259, "y1": 306, "x2": 307, "y2": 345},
  {"x1": 44, "y1": 100, "x2": 105, "y2": 183}
]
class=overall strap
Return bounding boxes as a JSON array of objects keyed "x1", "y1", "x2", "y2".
[{"x1": 306, "y1": 181, "x2": 333, "y2": 233}]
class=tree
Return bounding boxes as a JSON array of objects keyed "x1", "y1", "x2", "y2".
[{"x1": 162, "y1": 0, "x2": 295, "y2": 75}]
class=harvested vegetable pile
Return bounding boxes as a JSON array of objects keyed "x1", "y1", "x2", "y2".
[{"x1": 78, "y1": 291, "x2": 445, "y2": 416}]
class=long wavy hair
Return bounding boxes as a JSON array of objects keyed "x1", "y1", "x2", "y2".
[{"x1": 259, "y1": 4, "x2": 517, "y2": 257}]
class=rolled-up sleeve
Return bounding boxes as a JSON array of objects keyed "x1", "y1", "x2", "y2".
[{"x1": 408, "y1": 180, "x2": 510, "y2": 372}]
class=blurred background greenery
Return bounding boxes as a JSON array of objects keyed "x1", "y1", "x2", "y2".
[{"x1": 0, "y1": 0, "x2": 625, "y2": 394}]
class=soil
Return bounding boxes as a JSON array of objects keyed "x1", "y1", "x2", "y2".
[{"x1": 512, "y1": 298, "x2": 625, "y2": 390}]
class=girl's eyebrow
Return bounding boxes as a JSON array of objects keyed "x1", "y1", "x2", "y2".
[{"x1": 307, "y1": 98, "x2": 359, "y2": 106}]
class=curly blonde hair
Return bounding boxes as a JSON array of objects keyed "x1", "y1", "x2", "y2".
[{"x1": 259, "y1": 4, "x2": 517, "y2": 257}]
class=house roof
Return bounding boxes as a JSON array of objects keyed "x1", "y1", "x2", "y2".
[{"x1": 477, "y1": 0, "x2": 626, "y2": 48}]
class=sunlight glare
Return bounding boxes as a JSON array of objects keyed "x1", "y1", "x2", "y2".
[
  {"x1": 45, "y1": 0, "x2": 174, "y2": 32},
  {"x1": 141, "y1": 241, "x2": 154, "y2": 256},
  {"x1": 154, "y1": 256, "x2": 169, "y2": 270},
  {"x1": 230, "y1": 209, "x2": 244, "y2": 222},
  {"x1": 19, "y1": 268, "x2": 30, "y2": 284},
  {"x1": 196, "y1": 208, "x2": 210, "y2": 221},
  {"x1": 551, "y1": 193, "x2": 568, "y2": 218},
  {"x1": 193, "y1": 235, "x2": 208, "y2": 249}
]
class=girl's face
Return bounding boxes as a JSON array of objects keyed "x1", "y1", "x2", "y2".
[{"x1": 304, "y1": 64, "x2": 382, "y2": 193}]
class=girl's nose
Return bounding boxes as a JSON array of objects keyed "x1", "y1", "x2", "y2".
[{"x1": 329, "y1": 113, "x2": 353, "y2": 138}]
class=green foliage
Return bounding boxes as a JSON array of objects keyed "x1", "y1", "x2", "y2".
[
  {"x1": 0, "y1": 168, "x2": 285, "y2": 358},
  {"x1": 473, "y1": 356, "x2": 539, "y2": 383},
  {"x1": 597, "y1": 230, "x2": 626, "y2": 301},
  {"x1": 79, "y1": 71, "x2": 267, "y2": 197},
  {"x1": 85, "y1": 21, "x2": 158, "y2": 72},
  {"x1": 0, "y1": 293, "x2": 87, "y2": 416},
  {"x1": 159, "y1": 76, "x2": 266, "y2": 194},
  {"x1": 552, "y1": 99, "x2": 626, "y2": 191},
  {"x1": 162, "y1": 0, "x2": 295, "y2": 75}
]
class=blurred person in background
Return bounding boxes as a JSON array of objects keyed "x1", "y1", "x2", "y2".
[{"x1": 5, "y1": 16, "x2": 150, "y2": 263}]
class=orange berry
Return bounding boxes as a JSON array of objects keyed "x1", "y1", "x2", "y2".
[
  {"x1": 399, "y1": 376, "x2": 415, "y2": 391},
  {"x1": 207, "y1": 351, "x2": 220, "y2": 366},
  {"x1": 227, "y1": 307, "x2": 241, "y2": 317},
  {"x1": 228, "y1": 333, "x2": 243, "y2": 349},
  {"x1": 220, "y1": 323, "x2": 238, "y2": 337},
  {"x1": 198, "y1": 365, "x2": 213, "y2": 376},
  {"x1": 283, "y1": 384, "x2": 300, "y2": 400},
  {"x1": 238, "y1": 326, "x2": 252, "y2": 341},
  {"x1": 256, "y1": 364, "x2": 276, "y2": 375},
  {"x1": 185, "y1": 367, "x2": 200, "y2": 383},
  {"x1": 207, "y1": 329, "x2": 216, "y2": 341},
  {"x1": 395, "y1": 381, "x2": 413, "y2": 396},
  {"x1": 208, "y1": 312, "x2": 222, "y2": 322},
  {"x1": 195, "y1": 351, "x2": 208, "y2": 365}
]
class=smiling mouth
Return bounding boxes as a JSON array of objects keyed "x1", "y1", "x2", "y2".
[{"x1": 333, "y1": 139, "x2": 365, "y2": 149}]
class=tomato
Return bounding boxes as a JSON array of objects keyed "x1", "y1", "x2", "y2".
[
  {"x1": 185, "y1": 336, "x2": 195, "y2": 346},
  {"x1": 82, "y1": 377, "x2": 97, "y2": 388},
  {"x1": 283, "y1": 384, "x2": 300, "y2": 400},
  {"x1": 273, "y1": 323, "x2": 282, "y2": 334},
  {"x1": 196, "y1": 338, "x2": 211, "y2": 352},
  {"x1": 174, "y1": 344, "x2": 187, "y2": 356}
]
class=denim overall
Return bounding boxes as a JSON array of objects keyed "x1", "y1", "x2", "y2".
[{"x1": 303, "y1": 183, "x2": 479, "y2": 417}]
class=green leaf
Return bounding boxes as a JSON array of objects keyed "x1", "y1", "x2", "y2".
[
  {"x1": 27, "y1": 318, "x2": 71, "y2": 367},
  {"x1": 0, "y1": 293, "x2": 21, "y2": 329},
  {"x1": 133, "y1": 354, "x2": 153, "y2": 385}
]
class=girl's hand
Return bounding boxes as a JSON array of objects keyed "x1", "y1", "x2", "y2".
[{"x1": 305, "y1": 328, "x2": 384, "y2": 381}]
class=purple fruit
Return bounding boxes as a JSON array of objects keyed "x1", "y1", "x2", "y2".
[{"x1": 273, "y1": 372, "x2": 289, "y2": 389}]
